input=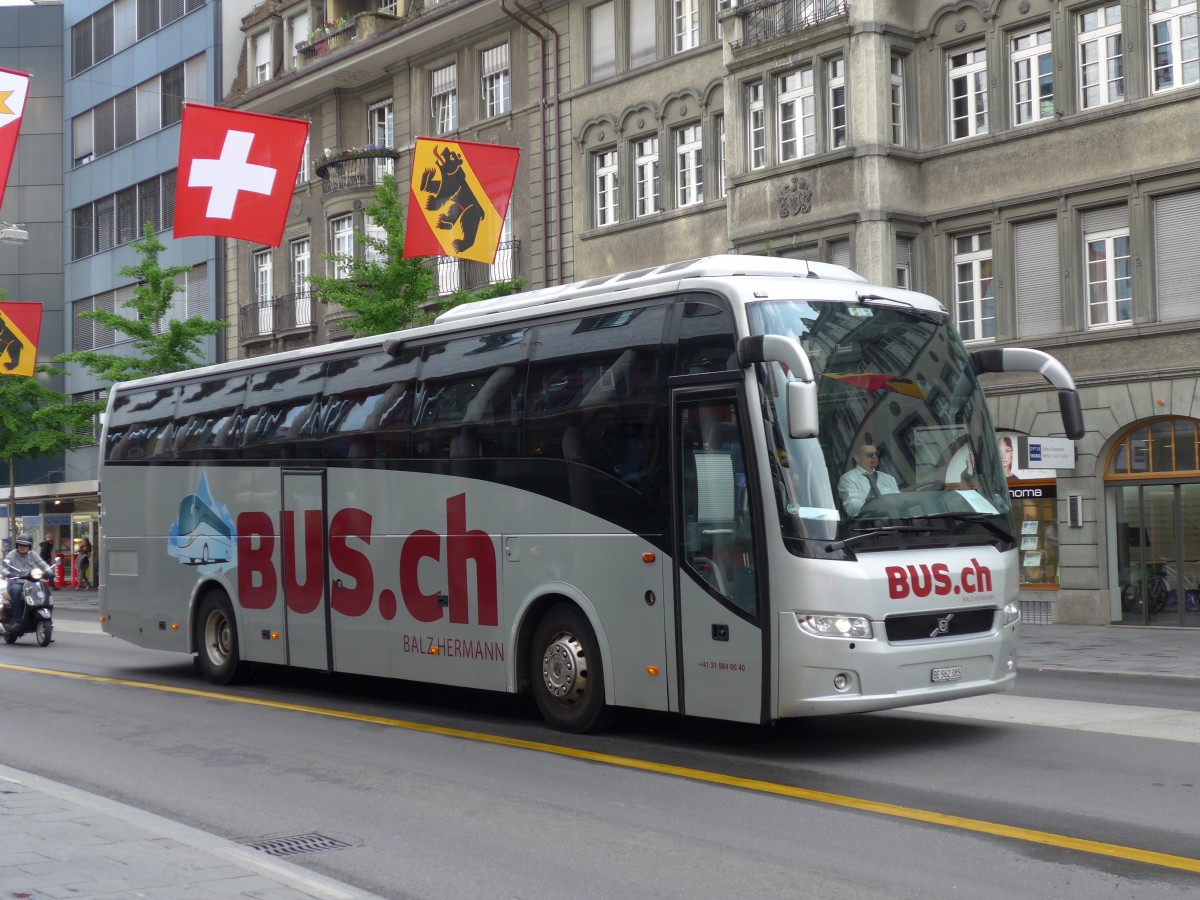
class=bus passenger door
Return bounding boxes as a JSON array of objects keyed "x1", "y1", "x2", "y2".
[
  {"x1": 282, "y1": 470, "x2": 330, "y2": 670},
  {"x1": 671, "y1": 387, "x2": 766, "y2": 724}
]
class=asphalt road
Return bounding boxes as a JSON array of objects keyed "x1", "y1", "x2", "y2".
[{"x1": 3, "y1": 613, "x2": 1197, "y2": 899}]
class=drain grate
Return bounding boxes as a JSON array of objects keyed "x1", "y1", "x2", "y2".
[{"x1": 244, "y1": 833, "x2": 351, "y2": 857}]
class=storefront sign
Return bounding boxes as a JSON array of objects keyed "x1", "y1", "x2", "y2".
[
  {"x1": 1020, "y1": 436, "x2": 1075, "y2": 470},
  {"x1": 1009, "y1": 484, "x2": 1057, "y2": 500}
]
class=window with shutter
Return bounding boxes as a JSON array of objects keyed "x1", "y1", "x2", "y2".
[
  {"x1": 137, "y1": 78, "x2": 160, "y2": 139},
  {"x1": 115, "y1": 89, "x2": 137, "y2": 149},
  {"x1": 94, "y1": 98, "x2": 115, "y2": 157},
  {"x1": 114, "y1": 0, "x2": 137, "y2": 52},
  {"x1": 161, "y1": 64, "x2": 184, "y2": 127},
  {"x1": 1015, "y1": 219, "x2": 1061, "y2": 338},
  {"x1": 72, "y1": 18, "x2": 93, "y2": 75},
  {"x1": 93, "y1": 5, "x2": 115, "y2": 63},
  {"x1": 73, "y1": 111, "x2": 94, "y2": 167},
  {"x1": 590, "y1": 2, "x2": 616, "y2": 81},
  {"x1": 1154, "y1": 190, "x2": 1200, "y2": 322}
]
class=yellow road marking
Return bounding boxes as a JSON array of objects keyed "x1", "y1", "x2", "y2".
[{"x1": 5, "y1": 660, "x2": 1199, "y2": 875}]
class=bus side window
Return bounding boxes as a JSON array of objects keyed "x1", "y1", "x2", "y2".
[
  {"x1": 413, "y1": 330, "x2": 527, "y2": 460},
  {"x1": 680, "y1": 401, "x2": 757, "y2": 616},
  {"x1": 242, "y1": 363, "x2": 325, "y2": 460},
  {"x1": 106, "y1": 387, "x2": 179, "y2": 461},
  {"x1": 674, "y1": 298, "x2": 737, "y2": 375}
]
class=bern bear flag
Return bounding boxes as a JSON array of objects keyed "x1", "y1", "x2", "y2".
[{"x1": 403, "y1": 138, "x2": 520, "y2": 265}]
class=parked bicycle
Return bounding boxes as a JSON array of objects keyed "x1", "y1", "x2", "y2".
[{"x1": 1121, "y1": 562, "x2": 1170, "y2": 615}]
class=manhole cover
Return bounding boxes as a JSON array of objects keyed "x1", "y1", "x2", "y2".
[{"x1": 244, "y1": 833, "x2": 351, "y2": 857}]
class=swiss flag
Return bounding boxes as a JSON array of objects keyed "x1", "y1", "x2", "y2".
[
  {"x1": 174, "y1": 104, "x2": 308, "y2": 247},
  {"x1": 0, "y1": 67, "x2": 31, "y2": 213}
]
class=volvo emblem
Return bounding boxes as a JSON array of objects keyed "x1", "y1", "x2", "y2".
[{"x1": 930, "y1": 613, "x2": 955, "y2": 638}]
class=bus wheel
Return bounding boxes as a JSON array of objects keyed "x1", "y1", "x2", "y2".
[
  {"x1": 196, "y1": 591, "x2": 247, "y2": 685},
  {"x1": 531, "y1": 605, "x2": 609, "y2": 733}
]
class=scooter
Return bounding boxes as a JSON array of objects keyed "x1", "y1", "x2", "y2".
[{"x1": 0, "y1": 557, "x2": 57, "y2": 646}]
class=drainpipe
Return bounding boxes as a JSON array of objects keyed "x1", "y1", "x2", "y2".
[{"x1": 499, "y1": 0, "x2": 561, "y2": 285}]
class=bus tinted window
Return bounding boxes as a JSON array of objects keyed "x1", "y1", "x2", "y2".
[
  {"x1": 413, "y1": 329, "x2": 528, "y2": 459},
  {"x1": 526, "y1": 303, "x2": 667, "y2": 503},
  {"x1": 105, "y1": 387, "x2": 180, "y2": 461},
  {"x1": 675, "y1": 297, "x2": 737, "y2": 375},
  {"x1": 172, "y1": 375, "x2": 249, "y2": 460},
  {"x1": 319, "y1": 350, "x2": 418, "y2": 460},
  {"x1": 242, "y1": 363, "x2": 326, "y2": 459}
]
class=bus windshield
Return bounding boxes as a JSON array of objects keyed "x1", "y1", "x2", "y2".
[{"x1": 748, "y1": 298, "x2": 1012, "y2": 548}]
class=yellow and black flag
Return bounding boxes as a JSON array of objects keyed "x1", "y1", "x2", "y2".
[
  {"x1": 403, "y1": 137, "x2": 520, "y2": 265},
  {"x1": 0, "y1": 301, "x2": 42, "y2": 378}
]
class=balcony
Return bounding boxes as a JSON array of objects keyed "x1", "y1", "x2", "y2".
[
  {"x1": 296, "y1": 9, "x2": 406, "y2": 68},
  {"x1": 239, "y1": 291, "x2": 316, "y2": 350},
  {"x1": 429, "y1": 240, "x2": 522, "y2": 296},
  {"x1": 314, "y1": 149, "x2": 401, "y2": 196},
  {"x1": 731, "y1": 0, "x2": 849, "y2": 50}
]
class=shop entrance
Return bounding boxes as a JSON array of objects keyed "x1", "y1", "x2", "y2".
[{"x1": 1108, "y1": 417, "x2": 1200, "y2": 626}]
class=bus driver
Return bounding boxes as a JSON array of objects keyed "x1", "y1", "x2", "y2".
[{"x1": 838, "y1": 443, "x2": 899, "y2": 515}]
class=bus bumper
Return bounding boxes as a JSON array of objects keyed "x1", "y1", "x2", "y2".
[{"x1": 775, "y1": 613, "x2": 1018, "y2": 718}]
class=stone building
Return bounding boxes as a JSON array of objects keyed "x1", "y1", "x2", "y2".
[{"x1": 223, "y1": 0, "x2": 1200, "y2": 627}]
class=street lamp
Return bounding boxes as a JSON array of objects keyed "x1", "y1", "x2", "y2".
[{"x1": 0, "y1": 223, "x2": 30, "y2": 244}]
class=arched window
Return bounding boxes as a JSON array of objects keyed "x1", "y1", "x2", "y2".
[{"x1": 1106, "y1": 416, "x2": 1200, "y2": 478}]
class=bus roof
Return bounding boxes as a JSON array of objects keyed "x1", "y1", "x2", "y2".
[
  {"x1": 105, "y1": 255, "x2": 942, "y2": 396},
  {"x1": 435, "y1": 254, "x2": 871, "y2": 325}
]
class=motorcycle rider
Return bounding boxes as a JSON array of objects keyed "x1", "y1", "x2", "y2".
[{"x1": 3, "y1": 534, "x2": 52, "y2": 628}]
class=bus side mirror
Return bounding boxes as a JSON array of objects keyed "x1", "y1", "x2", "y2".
[
  {"x1": 738, "y1": 335, "x2": 820, "y2": 440},
  {"x1": 787, "y1": 381, "x2": 819, "y2": 439},
  {"x1": 1058, "y1": 389, "x2": 1085, "y2": 442}
]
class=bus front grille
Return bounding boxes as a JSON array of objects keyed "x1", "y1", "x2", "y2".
[{"x1": 884, "y1": 608, "x2": 997, "y2": 642}]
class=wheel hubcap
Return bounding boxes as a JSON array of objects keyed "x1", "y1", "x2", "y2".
[
  {"x1": 542, "y1": 632, "x2": 588, "y2": 703},
  {"x1": 205, "y1": 610, "x2": 231, "y2": 665}
]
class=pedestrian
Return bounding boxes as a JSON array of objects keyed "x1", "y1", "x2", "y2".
[
  {"x1": 39, "y1": 537, "x2": 54, "y2": 561},
  {"x1": 76, "y1": 537, "x2": 93, "y2": 590}
]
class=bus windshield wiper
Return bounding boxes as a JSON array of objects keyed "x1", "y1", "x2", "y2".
[
  {"x1": 825, "y1": 524, "x2": 930, "y2": 552},
  {"x1": 855, "y1": 292, "x2": 942, "y2": 323},
  {"x1": 899, "y1": 512, "x2": 1011, "y2": 542}
]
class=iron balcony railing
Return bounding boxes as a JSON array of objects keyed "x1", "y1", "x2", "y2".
[
  {"x1": 314, "y1": 150, "x2": 400, "y2": 196},
  {"x1": 732, "y1": 0, "x2": 849, "y2": 50},
  {"x1": 429, "y1": 240, "x2": 522, "y2": 296},
  {"x1": 239, "y1": 290, "x2": 315, "y2": 340}
]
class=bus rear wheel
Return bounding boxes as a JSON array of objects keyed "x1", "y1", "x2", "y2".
[
  {"x1": 195, "y1": 591, "x2": 247, "y2": 685},
  {"x1": 530, "y1": 605, "x2": 609, "y2": 733}
]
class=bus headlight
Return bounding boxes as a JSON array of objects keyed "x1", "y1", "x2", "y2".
[
  {"x1": 796, "y1": 613, "x2": 873, "y2": 639},
  {"x1": 1002, "y1": 601, "x2": 1020, "y2": 627}
]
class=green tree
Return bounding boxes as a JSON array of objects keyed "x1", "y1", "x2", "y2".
[
  {"x1": 307, "y1": 174, "x2": 524, "y2": 338},
  {"x1": 0, "y1": 289, "x2": 104, "y2": 534},
  {"x1": 54, "y1": 222, "x2": 227, "y2": 381}
]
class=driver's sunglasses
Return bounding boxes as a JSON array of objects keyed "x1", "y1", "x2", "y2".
[{"x1": 863, "y1": 451, "x2": 879, "y2": 458}]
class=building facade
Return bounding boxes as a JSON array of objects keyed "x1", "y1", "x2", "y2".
[
  {"x1": 223, "y1": 0, "x2": 1200, "y2": 627},
  {"x1": 58, "y1": 0, "x2": 254, "y2": 560},
  {"x1": 1, "y1": 1, "x2": 69, "y2": 549}
]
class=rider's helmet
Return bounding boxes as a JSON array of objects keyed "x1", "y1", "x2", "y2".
[{"x1": 14, "y1": 534, "x2": 33, "y2": 549}]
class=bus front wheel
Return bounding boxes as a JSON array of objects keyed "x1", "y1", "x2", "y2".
[
  {"x1": 195, "y1": 591, "x2": 247, "y2": 685},
  {"x1": 530, "y1": 605, "x2": 609, "y2": 733}
]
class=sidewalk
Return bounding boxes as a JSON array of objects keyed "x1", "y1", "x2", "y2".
[{"x1": 0, "y1": 764, "x2": 382, "y2": 899}]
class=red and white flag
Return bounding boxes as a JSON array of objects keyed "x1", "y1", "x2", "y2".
[
  {"x1": 0, "y1": 67, "x2": 32, "y2": 213},
  {"x1": 174, "y1": 103, "x2": 308, "y2": 247}
]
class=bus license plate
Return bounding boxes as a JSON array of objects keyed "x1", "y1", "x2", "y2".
[{"x1": 931, "y1": 666, "x2": 962, "y2": 684}]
